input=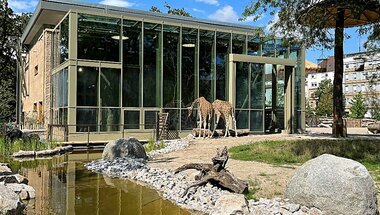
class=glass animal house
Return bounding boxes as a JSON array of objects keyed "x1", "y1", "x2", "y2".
[{"x1": 47, "y1": 5, "x2": 304, "y2": 141}]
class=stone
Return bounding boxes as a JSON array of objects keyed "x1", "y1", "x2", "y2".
[
  {"x1": 0, "y1": 184, "x2": 25, "y2": 214},
  {"x1": 102, "y1": 138, "x2": 148, "y2": 160},
  {"x1": 36, "y1": 149, "x2": 59, "y2": 157},
  {"x1": 0, "y1": 166, "x2": 12, "y2": 176},
  {"x1": 12, "y1": 150, "x2": 35, "y2": 158},
  {"x1": 285, "y1": 154, "x2": 378, "y2": 215},
  {"x1": 368, "y1": 122, "x2": 380, "y2": 134},
  {"x1": 0, "y1": 174, "x2": 28, "y2": 184},
  {"x1": 211, "y1": 193, "x2": 249, "y2": 215},
  {"x1": 6, "y1": 184, "x2": 36, "y2": 200}
]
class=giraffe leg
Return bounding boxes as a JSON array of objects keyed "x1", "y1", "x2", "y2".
[
  {"x1": 233, "y1": 115, "x2": 238, "y2": 137},
  {"x1": 212, "y1": 114, "x2": 220, "y2": 137},
  {"x1": 207, "y1": 114, "x2": 212, "y2": 138},
  {"x1": 224, "y1": 117, "x2": 229, "y2": 137},
  {"x1": 198, "y1": 113, "x2": 203, "y2": 138},
  {"x1": 203, "y1": 116, "x2": 207, "y2": 139}
]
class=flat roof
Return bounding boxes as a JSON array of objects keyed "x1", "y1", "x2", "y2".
[{"x1": 22, "y1": 0, "x2": 262, "y2": 45}]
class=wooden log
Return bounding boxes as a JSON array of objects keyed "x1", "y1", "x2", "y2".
[{"x1": 175, "y1": 146, "x2": 248, "y2": 195}]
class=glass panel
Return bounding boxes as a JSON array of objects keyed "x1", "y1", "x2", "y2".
[
  {"x1": 216, "y1": 32, "x2": 230, "y2": 100},
  {"x1": 76, "y1": 108, "x2": 98, "y2": 132},
  {"x1": 143, "y1": 22, "x2": 161, "y2": 107},
  {"x1": 78, "y1": 14, "x2": 121, "y2": 62},
  {"x1": 265, "y1": 64, "x2": 273, "y2": 108},
  {"x1": 277, "y1": 65, "x2": 285, "y2": 108},
  {"x1": 181, "y1": 28, "x2": 197, "y2": 107},
  {"x1": 199, "y1": 30, "x2": 215, "y2": 102},
  {"x1": 77, "y1": 67, "x2": 99, "y2": 106},
  {"x1": 145, "y1": 111, "x2": 158, "y2": 129},
  {"x1": 236, "y1": 110, "x2": 249, "y2": 129},
  {"x1": 247, "y1": 35, "x2": 260, "y2": 56},
  {"x1": 100, "y1": 108, "x2": 120, "y2": 131},
  {"x1": 163, "y1": 109, "x2": 180, "y2": 130},
  {"x1": 262, "y1": 39, "x2": 275, "y2": 57},
  {"x1": 289, "y1": 46, "x2": 300, "y2": 60},
  {"x1": 52, "y1": 69, "x2": 68, "y2": 108},
  {"x1": 232, "y1": 34, "x2": 246, "y2": 54},
  {"x1": 59, "y1": 16, "x2": 69, "y2": 64},
  {"x1": 59, "y1": 108, "x2": 67, "y2": 125},
  {"x1": 236, "y1": 62, "x2": 249, "y2": 109},
  {"x1": 163, "y1": 25, "x2": 180, "y2": 108},
  {"x1": 124, "y1": 110, "x2": 139, "y2": 129},
  {"x1": 100, "y1": 68, "x2": 120, "y2": 107},
  {"x1": 276, "y1": 39, "x2": 288, "y2": 58},
  {"x1": 181, "y1": 109, "x2": 196, "y2": 130},
  {"x1": 123, "y1": 20, "x2": 141, "y2": 107},
  {"x1": 251, "y1": 64, "x2": 264, "y2": 109},
  {"x1": 250, "y1": 110, "x2": 263, "y2": 131}
]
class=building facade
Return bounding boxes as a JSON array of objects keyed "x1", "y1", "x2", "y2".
[
  {"x1": 20, "y1": 0, "x2": 305, "y2": 142},
  {"x1": 305, "y1": 52, "x2": 380, "y2": 117}
]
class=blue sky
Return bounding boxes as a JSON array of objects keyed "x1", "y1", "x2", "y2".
[{"x1": 9, "y1": 0, "x2": 368, "y2": 64}]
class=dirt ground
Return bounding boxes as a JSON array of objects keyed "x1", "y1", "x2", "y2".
[{"x1": 148, "y1": 127, "x2": 380, "y2": 200}]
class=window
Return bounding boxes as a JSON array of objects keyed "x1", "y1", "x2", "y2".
[
  {"x1": 353, "y1": 73, "x2": 357, "y2": 80},
  {"x1": 77, "y1": 67, "x2": 98, "y2": 106},
  {"x1": 311, "y1": 82, "x2": 317, "y2": 87},
  {"x1": 33, "y1": 103, "x2": 37, "y2": 112},
  {"x1": 34, "y1": 65, "x2": 38, "y2": 76},
  {"x1": 345, "y1": 86, "x2": 348, "y2": 92},
  {"x1": 77, "y1": 14, "x2": 121, "y2": 62},
  {"x1": 311, "y1": 75, "x2": 315, "y2": 78},
  {"x1": 216, "y1": 32, "x2": 231, "y2": 100},
  {"x1": 353, "y1": 85, "x2": 357, "y2": 92},
  {"x1": 199, "y1": 30, "x2": 215, "y2": 102}
]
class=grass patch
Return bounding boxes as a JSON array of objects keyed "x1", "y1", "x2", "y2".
[
  {"x1": 0, "y1": 137, "x2": 54, "y2": 156},
  {"x1": 244, "y1": 177, "x2": 260, "y2": 200},
  {"x1": 229, "y1": 139, "x2": 380, "y2": 190},
  {"x1": 144, "y1": 139, "x2": 165, "y2": 152}
]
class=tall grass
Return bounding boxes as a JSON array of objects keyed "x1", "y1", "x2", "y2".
[{"x1": 0, "y1": 137, "x2": 51, "y2": 156}]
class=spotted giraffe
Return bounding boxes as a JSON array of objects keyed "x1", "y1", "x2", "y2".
[
  {"x1": 212, "y1": 99, "x2": 237, "y2": 137},
  {"x1": 188, "y1": 97, "x2": 213, "y2": 138}
]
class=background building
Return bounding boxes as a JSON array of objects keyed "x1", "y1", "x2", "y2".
[
  {"x1": 305, "y1": 52, "x2": 380, "y2": 117},
  {"x1": 20, "y1": 0, "x2": 305, "y2": 142}
]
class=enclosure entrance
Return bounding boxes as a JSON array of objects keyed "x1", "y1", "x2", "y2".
[{"x1": 229, "y1": 54, "x2": 297, "y2": 134}]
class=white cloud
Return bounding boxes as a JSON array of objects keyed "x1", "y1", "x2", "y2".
[
  {"x1": 8, "y1": 0, "x2": 38, "y2": 12},
  {"x1": 266, "y1": 12, "x2": 279, "y2": 32},
  {"x1": 192, "y1": 8, "x2": 205, "y2": 14},
  {"x1": 208, "y1": 5, "x2": 239, "y2": 23},
  {"x1": 195, "y1": 0, "x2": 219, "y2": 6},
  {"x1": 99, "y1": 0, "x2": 135, "y2": 8}
]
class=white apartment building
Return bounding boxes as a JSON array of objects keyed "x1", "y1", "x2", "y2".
[{"x1": 305, "y1": 52, "x2": 380, "y2": 117}]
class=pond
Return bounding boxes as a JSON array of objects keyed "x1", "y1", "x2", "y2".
[{"x1": 0, "y1": 151, "x2": 190, "y2": 215}]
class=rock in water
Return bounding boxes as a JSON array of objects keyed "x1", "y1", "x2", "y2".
[
  {"x1": 0, "y1": 184, "x2": 25, "y2": 214},
  {"x1": 285, "y1": 154, "x2": 378, "y2": 215},
  {"x1": 211, "y1": 193, "x2": 249, "y2": 215},
  {"x1": 368, "y1": 122, "x2": 380, "y2": 134},
  {"x1": 102, "y1": 138, "x2": 148, "y2": 160}
]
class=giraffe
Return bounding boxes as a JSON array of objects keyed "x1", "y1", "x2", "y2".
[
  {"x1": 212, "y1": 99, "x2": 237, "y2": 137},
  {"x1": 188, "y1": 97, "x2": 213, "y2": 138}
]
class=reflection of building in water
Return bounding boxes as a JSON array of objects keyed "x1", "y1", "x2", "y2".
[{"x1": 18, "y1": 152, "x2": 189, "y2": 214}]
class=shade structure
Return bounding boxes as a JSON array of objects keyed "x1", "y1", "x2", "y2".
[{"x1": 298, "y1": 0, "x2": 380, "y2": 28}]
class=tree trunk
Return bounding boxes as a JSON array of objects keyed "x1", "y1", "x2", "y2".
[{"x1": 333, "y1": 8, "x2": 346, "y2": 138}]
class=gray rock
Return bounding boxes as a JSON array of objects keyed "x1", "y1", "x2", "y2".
[
  {"x1": 0, "y1": 174, "x2": 28, "y2": 184},
  {"x1": 36, "y1": 149, "x2": 59, "y2": 157},
  {"x1": 6, "y1": 183, "x2": 35, "y2": 200},
  {"x1": 368, "y1": 122, "x2": 380, "y2": 134},
  {"x1": 0, "y1": 166, "x2": 12, "y2": 176},
  {"x1": 285, "y1": 154, "x2": 378, "y2": 215},
  {"x1": 0, "y1": 184, "x2": 25, "y2": 214},
  {"x1": 211, "y1": 193, "x2": 249, "y2": 215},
  {"x1": 102, "y1": 138, "x2": 147, "y2": 160}
]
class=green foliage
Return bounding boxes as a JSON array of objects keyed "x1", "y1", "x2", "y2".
[
  {"x1": 240, "y1": 0, "x2": 379, "y2": 49},
  {"x1": 366, "y1": 76, "x2": 380, "y2": 120},
  {"x1": 315, "y1": 79, "x2": 333, "y2": 117},
  {"x1": 349, "y1": 92, "x2": 368, "y2": 119},
  {"x1": 244, "y1": 177, "x2": 260, "y2": 200},
  {"x1": 0, "y1": 137, "x2": 49, "y2": 155},
  {"x1": 0, "y1": 0, "x2": 31, "y2": 123},
  {"x1": 144, "y1": 138, "x2": 165, "y2": 152},
  {"x1": 150, "y1": 3, "x2": 191, "y2": 17}
]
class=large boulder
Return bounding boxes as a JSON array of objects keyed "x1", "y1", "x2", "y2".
[
  {"x1": 368, "y1": 122, "x2": 380, "y2": 134},
  {"x1": 102, "y1": 138, "x2": 147, "y2": 160},
  {"x1": 285, "y1": 154, "x2": 378, "y2": 215},
  {"x1": 0, "y1": 184, "x2": 25, "y2": 215},
  {"x1": 211, "y1": 193, "x2": 249, "y2": 215}
]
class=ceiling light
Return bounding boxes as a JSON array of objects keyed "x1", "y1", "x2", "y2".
[
  {"x1": 111, "y1": 35, "x2": 129, "y2": 40},
  {"x1": 182, "y1": 43, "x2": 195, "y2": 48}
]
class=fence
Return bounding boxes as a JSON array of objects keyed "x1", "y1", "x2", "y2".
[
  {"x1": 306, "y1": 117, "x2": 376, "y2": 128},
  {"x1": 48, "y1": 122, "x2": 180, "y2": 144}
]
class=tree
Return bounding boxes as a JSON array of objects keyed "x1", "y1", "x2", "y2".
[
  {"x1": 367, "y1": 75, "x2": 380, "y2": 120},
  {"x1": 315, "y1": 79, "x2": 333, "y2": 117},
  {"x1": 0, "y1": 0, "x2": 31, "y2": 123},
  {"x1": 241, "y1": 0, "x2": 380, "y2": 137},
  {"x1": 150, "y1": 3, "x2": 191, "y2": 17},
  {"x1": 349, "y1": 92, "x2": 367, "y2": 119}
]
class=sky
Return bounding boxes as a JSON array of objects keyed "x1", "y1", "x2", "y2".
[{"x1": 8, "y1": 0, "x2": 369, "y2": 64}]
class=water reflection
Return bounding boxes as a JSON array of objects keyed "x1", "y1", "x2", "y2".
[{"x1": 0, "y1": 151, "x2": 189, "y2": 215}]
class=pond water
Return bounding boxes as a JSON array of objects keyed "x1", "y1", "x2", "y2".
[{"x1": 0, "y1": 151, "x2": 190, "y2": 215}]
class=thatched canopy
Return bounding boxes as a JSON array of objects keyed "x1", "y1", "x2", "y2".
[{"x1": 299, "y1": 0, "x2": 380, "y2": 28}]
